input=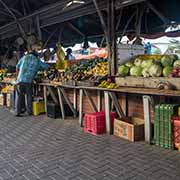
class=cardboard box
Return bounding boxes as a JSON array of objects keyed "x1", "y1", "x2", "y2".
[
  {"x1": 114, "y1": 117, "x2": 144, "y2": 141},
  {"x1": 0, "y1": 93, "x2": 6, "y2": 106},
  {"x1": 6, "y1": 94, "x2": 11, "y2": 107}
]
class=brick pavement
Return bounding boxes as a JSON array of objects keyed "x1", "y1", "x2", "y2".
[{"x1": 0, "y1": 108, "x2": 180, "y2": 180}]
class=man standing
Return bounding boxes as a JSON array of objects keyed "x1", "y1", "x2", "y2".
[{"x1": 15, "y1": 50, "x2": 49, "y2": 117}]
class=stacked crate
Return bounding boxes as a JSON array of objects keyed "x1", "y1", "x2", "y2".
[{"x1": 154, "y1": 104, "x2": 179, "y2": 150}]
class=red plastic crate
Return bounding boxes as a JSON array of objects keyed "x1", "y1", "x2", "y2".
[
  {"x1": 173, "y1": 119, "x2": 180, "y2": 148},
  {"x1": 84, "y1": 111, "x2": 116, "y2": 135}
]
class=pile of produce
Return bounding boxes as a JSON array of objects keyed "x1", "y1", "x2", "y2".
[
  {"x1": 98, "y1": 80, "x2": 118, "y2": 89},
  {"x1": 0, "y1": 69, "x2": 7, "y2": 81},
  {"x1": 118, "y1": 55, "x2": 178, "y2": 78},
  {"x1": 1, "y1": 85, "x2": 13, "y2": 93},
  {"x1": 65, "y1": 58, "x2": 108, "y2": 81}
]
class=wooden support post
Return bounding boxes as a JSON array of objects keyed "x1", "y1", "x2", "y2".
[
  {"x1": 36, "y1": 15, "x2": 42, "y2": 40},
  {"x1": 104, "y1": 91, "x2": 111, "y2": 134},
  {"x1": 60, "y1": 88, "x2": 77, "y2": 117},
  {"x1": 57, "y1": 88, "x2": 65, "y2": 120},
  {"x1": 43, "y1": 86, "x2": 47, "y2": 112},
  {"x1": 110, "y1": 0, "x2": 116, "y2": 76},
  {"x1": 84, "y1": 90, "x2": 98, "y2": 112},
  {"x1": 73, "y1": 89, "x2": 77, "y2": 110},
  {"x1": 97, "y1": 90, "x2": 102, "y2": 112},
  {"x1": 143, "y1": 95, "x2": 152, "y2": 144},
  {"x1": 79, "y1": 89, "x2": 83, "y2": 127},
  {"x1": 109, "y1": 92, "x2": 125, "y2": 118},
  {"x1": 47, "y1": 86, "x2": 58, "y2": 104}
]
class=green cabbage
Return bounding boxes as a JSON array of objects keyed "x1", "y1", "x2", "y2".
[
  {"x1": 141, "y1": 60, "x2": 154, "y2": 68},
  {"x1": 125, "y1": 61, "x2": 134, "y2": 68},
  {"x1": 130, "y1": 66, "x2": 142, "y2": 76},
  {"x1": 142, "y1": 68, "x2": 150, "y2": 77},
  {"x1": 134, "y1": 58, "x2": 143, "y2": 67},
  {"x1": 161, "y1": 56, "x2": 174, "y2": 67},
  {"x1": 170, "y1": 54, "x2": 178, "y2": 61},
  {"x1": 173, "y1": 60, "x2": 180, "y2": 67},
  {"x1": 118, "y1": 65, "x2": 129, "y2": 76},
  {"x1": 163, "y1": 67, "x2": 173, "y2": 77},
  {"x1": 149, "y1": 64, "x2": 162, "y2": 77}
]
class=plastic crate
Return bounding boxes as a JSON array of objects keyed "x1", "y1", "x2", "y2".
[
  {"x1": 173, "y1": 118, "x2": 180, "y2": 148},
  {"x1": 84, "y1": 111, "x2": 116, "y2": 135},
  {"x1": 154, "y1": 104, "x2": 178, "y2": 149},
  {"x1": 33, "y1": 101, "x2": 45, "y2": 116}
]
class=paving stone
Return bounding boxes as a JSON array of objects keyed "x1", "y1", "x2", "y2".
[{"x1": 0, "y1": 108, "x2": 179, "y2": 180}]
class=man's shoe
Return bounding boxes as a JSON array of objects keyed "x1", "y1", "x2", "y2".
[{"x1": 26, "y1": 112, "x2": 33, "y2": 116}]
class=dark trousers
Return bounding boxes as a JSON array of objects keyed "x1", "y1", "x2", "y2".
[{"x1": 15, "y1": 83, "x2": 33, "y2": 114}]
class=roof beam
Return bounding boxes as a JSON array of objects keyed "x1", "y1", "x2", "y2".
[
  {"x1": 0, "y1": 0, "x2": 146, "y2": 40},
  {"x1": 146, "y1": 1, "x2": 170, "y2": 24},
  {"x1": 0, "y1": 0, "x2": 26, "y2": 39},
  {"x1": 67, "y1": 22, "x2": 85, "y2": 37}
]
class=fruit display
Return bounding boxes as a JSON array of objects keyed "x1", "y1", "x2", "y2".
[
  {"x1": 0, "y1": 69, "x2": 7, "y2": 81},
  {"x1": 3, "y1": 73, "x2": 16, "y2": 83},
  {"x1": 86, "y1": 61, "x2": 108, "y2": 76},
  {"x1": 65, "y1": 58, "x2": 108, "y2": 81},
  {"x1": 1, "y1": 85, "x2": 14, "y2": 93},
  {"x1": 118, "y1": 55, "x2": 179, "y2": 78},
  {"x1": 98, "y1": 80, "x2": 118, "y2": 89},
  {"x1": 169, "y1": 67, "x2": 180, "y2": 78}
]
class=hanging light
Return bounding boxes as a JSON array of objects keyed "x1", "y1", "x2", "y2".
[{"x1": 63, "y1": 0, "x2": 85, "y2": 10}]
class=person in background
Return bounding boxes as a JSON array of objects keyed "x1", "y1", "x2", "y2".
[
  {"x1": 145, "y1": 42, "x2": 152, "y2": 54},
  {"x1": 15, "y1": 46, "x2": 49, "y2": 117},
  {"x1": 65, "y1": 48, "x2": 75, "y2": 60}
]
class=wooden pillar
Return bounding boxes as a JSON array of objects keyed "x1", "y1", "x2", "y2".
[
  {"x1": 36, "y1": 15, "x2": 42, "y2": 40},
  {"x1": 107, "y1": 0, "x2": 117, "y2": 76}
]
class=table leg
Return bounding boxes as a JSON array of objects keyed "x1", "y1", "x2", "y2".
[
  {"x1": 57, "y1": 88, "x2": 65, "y2": 120},
  {"x1": 73, "y1": 89, "x2": 77, "y2": 110},
  {"x1": 97, "y1": 90, "x2": 102, "y2": 112},
  {"x1": 43, "y1": 86, "x2": 47, "y2": 112},
  {"x1": 143, "y1": 95, "x2": 152, "y2": 144},
  {"x1": 59, "y1": 87, "x2": 77, "y2": 117},
  {"x1": 104, "y1": 91, "x2": 111, "y2": 134},
  {"x1": 79, "y1": 89, "x2": 83, "y2": 127}
]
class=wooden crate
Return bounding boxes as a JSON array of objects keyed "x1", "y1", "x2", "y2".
[
  {"x1": 76, "y1": 81, "x2": 99, "y2": 87},
  {"x1": 114, "y1": 117, "x2": 144, "y2": 141},
  {"x1": 115, "y1": 76, "x2": 180, "y2": 90}
]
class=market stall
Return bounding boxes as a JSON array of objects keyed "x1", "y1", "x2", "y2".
[{"x1": 0, "y1": 0, "x2": 179, "y2": 151}]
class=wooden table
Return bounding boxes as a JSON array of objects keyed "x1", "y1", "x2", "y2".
[
  {"x1": 38, "y1": 82, "x2": 180, "y2": 143},
  {"x1": 39, "y1": 83, "x2": 77, "y2": 120}
]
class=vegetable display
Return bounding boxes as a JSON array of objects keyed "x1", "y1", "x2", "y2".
[{"x1": 118, "y1": 55, "x2": 179, "y2": 78}]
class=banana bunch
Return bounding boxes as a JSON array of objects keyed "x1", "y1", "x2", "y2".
[
  {"x1": 98, "y1": 80, "x2": 118, "y2": 89},
  {"x1": 87, "y1": 62, "x2": 108, "y2": 76},
  {"x1": 0, "y1": 69, "x2": 7, "y2": 74},
  {"x1": 55, "y1": 43, "x2": 68, "y2": 70},
  {"x1": 1, "y1": 85, "x2": 11, "y2": 93}
]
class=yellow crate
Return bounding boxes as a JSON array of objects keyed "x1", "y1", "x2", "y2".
[
  {"x1": 33, "y1": 101, "x2": 45, "y2": 116},
  {"x1": 178, "y1": 107, "x2": 180, "y2": 117}
]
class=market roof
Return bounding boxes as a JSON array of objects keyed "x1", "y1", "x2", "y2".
[{"x1": 0, "y1": 0, "x2": 179, "y2": 48}]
